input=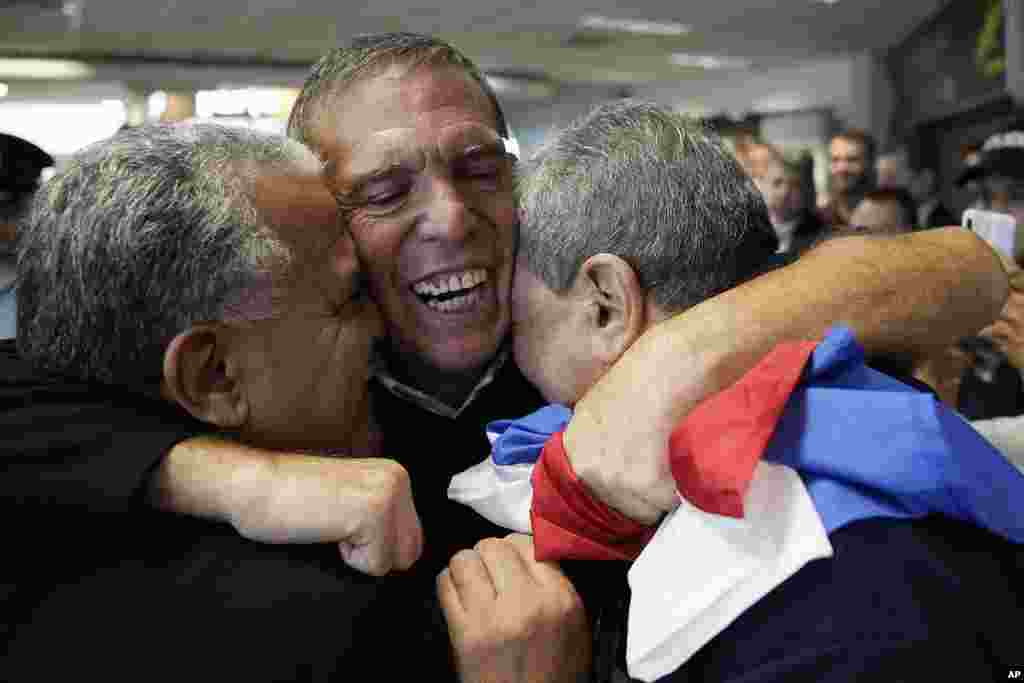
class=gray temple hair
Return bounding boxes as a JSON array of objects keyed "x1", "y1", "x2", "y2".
[
  {"x1": 16, "y1": 123, "x2": 309, "y2": 386},
  {"x1": 287, "y1": 32, "x2": 509, "y2": 150},
  {"x1": 516, "y1": 99, "x2": 778, "y2": 314}
]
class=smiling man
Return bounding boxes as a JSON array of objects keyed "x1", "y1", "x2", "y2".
[{"x1": 308, "y1": 60, "x2": 518, "y2": 403}]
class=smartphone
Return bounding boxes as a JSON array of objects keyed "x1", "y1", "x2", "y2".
[{"x1": 962, "y1": 208, "x2": 1018, "y2": 260}]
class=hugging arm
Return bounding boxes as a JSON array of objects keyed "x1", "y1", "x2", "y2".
[
  {"x1": 3, "y1": 228, "x2": 1005, "y2": 563},
  {"x1": 149, "y1": 435, "x2": 423, "y2": 576},
  {"x1": 565, "y1": 227, "x2": 1010, "y2": 523}
]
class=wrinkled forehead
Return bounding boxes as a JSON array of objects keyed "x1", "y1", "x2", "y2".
[
  {"x1": 334, "y1": 122, "x2": 508, "y2": 194},
  {"x1": 314, "y1": 64, "x2": 501, "y2": 175}
]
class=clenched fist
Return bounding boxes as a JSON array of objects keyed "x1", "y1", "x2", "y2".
[{"x1": 438, "y1": 534, "x2": 591, "y2": 683}]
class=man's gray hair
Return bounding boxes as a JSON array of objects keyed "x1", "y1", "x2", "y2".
[
  {"x1": 287, "y1": 32, "x2": 509, "y2": 150},
  {"x1": 16, "y1": 123, "x2": 308, "y2": 386},
  {"x1": 517, "y1": 100, "x2": 778, "y2": 314}
]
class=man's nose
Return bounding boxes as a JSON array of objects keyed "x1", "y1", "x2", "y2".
[{"x1": 417, "y1": 178, "x2": 478, "y2": 242}]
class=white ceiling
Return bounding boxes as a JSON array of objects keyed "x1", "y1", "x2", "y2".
[{"x1": 0, "y1": 0, "x2": 948, "y2": 89}]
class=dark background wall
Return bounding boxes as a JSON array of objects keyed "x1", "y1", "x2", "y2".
[{"x1": 887, "y1": 0, "x2": 1017, "y2": 215}]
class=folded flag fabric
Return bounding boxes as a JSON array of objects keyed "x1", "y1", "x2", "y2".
[
  {"x1": 449, "y1": 326, "x2": 1024, "y2": 555},
  {"x1": 531, "y1": 430, "x2": 655, "y2": 561},
  {"x1": 625, "y1": 461, "x2": 832, "y2": 682},
  {"x1": 529, "y1": 339, "x2": 817, "y2": 561},
  {"x1": 448, "y1": 339, "x2": 816, "y2": 556},
  {"x1": 668, "y1": 339, "x2": 816, "y2": 518},
  {"x1": 445, "y1": 409, "x2": 568, "y2": 535},
  {"x1": 764, "y1": 327, "x2": 1024, "y2": 540}
]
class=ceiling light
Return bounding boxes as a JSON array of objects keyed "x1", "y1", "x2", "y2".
[
  {"x1": 0, "y1": 58, "x2": 94, "y2": 80},
  {"x1": 580, "y1": 15, "x2": 691, "y2": 36},
  {"x1": 670, "y1": 53, "x2": 751, "y2": 70}
]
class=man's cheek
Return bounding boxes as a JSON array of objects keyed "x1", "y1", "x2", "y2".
[{"x1": 492, "y1": 200, "x2": 519, "y2": 234}]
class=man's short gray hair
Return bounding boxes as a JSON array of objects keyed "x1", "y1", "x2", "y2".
[
  {"x1": 16, "y1": 123, "x2": 309, "y2": 386},
  {"x1": 287, "y1": 32, "x2": 509, "y2": 151},
  {"x1": 517, "y1": 100, "x2": 778, "y2": 314}
]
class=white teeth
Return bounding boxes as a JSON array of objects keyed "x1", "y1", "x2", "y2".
[
  {"x1": 412, "y1": 269, "x2": 488, "y2": 297},
  {"x1": 423, "y1": 286, "x2": 484, "y2": 312}
]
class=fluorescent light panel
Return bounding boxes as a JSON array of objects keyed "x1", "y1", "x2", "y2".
[
  {"x1": 579, "y1": 15, "x2": 691, "y2": 36},
  {"x1": 0, "y1": 58, "x2": 94, "y2": 79},
  {"x1": 195, "y1": 87, "x2": 297, "y2": 119},
  {"x1": 670, "y1": 53, "x2": 751, "y2": 70}
]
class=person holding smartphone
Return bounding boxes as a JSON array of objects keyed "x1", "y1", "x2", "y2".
[
  {"x1": 954, "y1": 131, "x2": 1024, "y2": 420},
  {"x1": 958, "y1": 128, "x2": 1024, "y2": 266}
]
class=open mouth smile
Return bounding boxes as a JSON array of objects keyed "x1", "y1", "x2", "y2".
[{"x1": 411, "y1": 268, "x2": 489, "y2": 313}]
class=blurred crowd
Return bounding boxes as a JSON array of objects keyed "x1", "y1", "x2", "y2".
[{"x1": 734, "y1": 125, "x2": 1024, "y2": 439}]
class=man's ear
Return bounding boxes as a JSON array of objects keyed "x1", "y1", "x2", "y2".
[
  {"x1": 575, "y1": 253, "x2": 647, "y2": 364},
  {"x1": 162, "y1": 325, "x2": 249, "y2": 429}
]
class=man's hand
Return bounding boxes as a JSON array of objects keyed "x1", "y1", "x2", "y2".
[
  {"x1": 437, "y1": 534, "x2": 591, "y2": 683},
  {"x1": 149, "y1": 436, "x2": 423, "y2": 576}
]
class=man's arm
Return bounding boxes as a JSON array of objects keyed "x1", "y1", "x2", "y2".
[
  {"x1": 565, "y1": 227, "x2": 1010, "y2": 523},
  {"x1": 149, "y1": 435, "x2": 423, "y2": 576}
]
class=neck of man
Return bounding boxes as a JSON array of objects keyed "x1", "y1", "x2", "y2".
[{"x1": 380, "y1": 343, "x2": 491, "y2": 410}]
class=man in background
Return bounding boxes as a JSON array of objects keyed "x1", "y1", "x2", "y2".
[
  {"x1": 849, "y1": 187, "x2": 918, "y2": 235},
  {"x1": 0, "y1": 133, "x2": 52, "y2": 339},
  {"x1": 819, "y1": 128, "x2": 876, "y2": 227},
  {"x1": 959, "y1": 128, "x2": 1024, "y2": 266},
  {"x1": 954, "y1": 129, "x2": 1024, "y2": 421},
  {"x1": 875, "y1": 148, "x2": 957, "y2": 229},
  {"x1": 746, "y1": 141, "x2": 827, "y2": 254}
]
